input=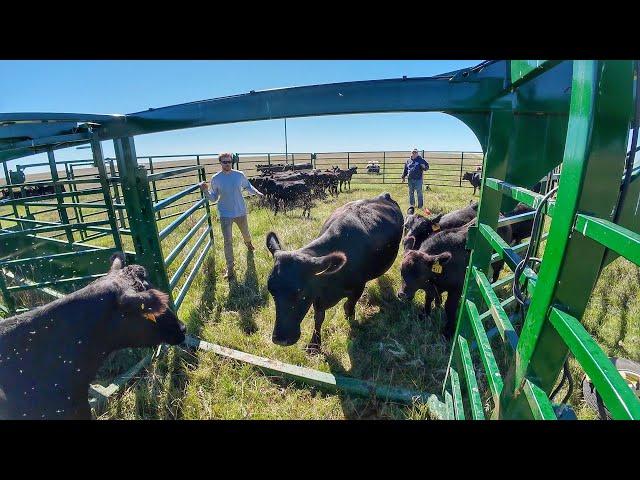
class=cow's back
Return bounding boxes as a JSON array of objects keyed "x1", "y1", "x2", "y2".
[{"x1": 317, "y1": 193, "x2": 403, "y2": 280}]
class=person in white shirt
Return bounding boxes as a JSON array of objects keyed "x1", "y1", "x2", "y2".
[{"x1": 199, "y1": 152, "x2": 263, "y2": 280}]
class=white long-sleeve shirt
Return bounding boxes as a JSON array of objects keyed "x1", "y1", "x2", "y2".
[{"x1": 203, "y1": 170, "x2": 262, "y2": 218}]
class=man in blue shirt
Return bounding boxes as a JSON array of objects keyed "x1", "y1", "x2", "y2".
[{"x1": 401, "y1": 148, "x2": 429, "y2": 210}]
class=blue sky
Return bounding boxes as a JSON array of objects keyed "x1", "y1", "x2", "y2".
[{"x1": 1, "y1": 60, "x2": 484, "y2": 176}]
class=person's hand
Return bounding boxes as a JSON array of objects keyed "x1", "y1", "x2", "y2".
[
  {"x1": 199, "y1": 182, "x2": 208, "y2": 192},
  {"x1": 401, "y1": 176, "x2": 406, "y2": 183}
]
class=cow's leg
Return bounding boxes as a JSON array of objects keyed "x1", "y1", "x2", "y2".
[
  {"x1": 421, "y1": 283, "x2": 437, "y2": 319},
  {"x1": 443, "y1": 289, "x2": 461, "y2": 338},
  {"x1": 306, "y1": 308, "x2": 325, "y2": 354},
  {"x1": 492, "y1": 259, "x2": 505, "y2": 283},
  {"x1": 343, "y1": 284, "x2": 366, "y2": 322}
]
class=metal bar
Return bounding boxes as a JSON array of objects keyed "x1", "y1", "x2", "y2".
[
  {"x1": 7, "y1": 273, "x2": 107, "y2": 292},
  {"x1": 484, "y1": 177, "x2": 556, "y2": 217},
  {"x1": 169, "y1": 226, "x2": 211, "y2": 290},
  {"x1": 479, "y1": 223, "x2": 537, "y2": 284},
  {"x1": 46, "y1": 149, "x2": 75, "y2": 244},
  {"x1": 472, "y1": 267, "x2": 519, "y2": 351},
  {"x1": 457, "y1": 335, "x2": 485, "y2": 420},
  {"x1": 146, "y1": 165, "x2": 204, "y2": 182},
  {"x1": 0, "y1": 220, "x2": 111, "y2": 239},
  {"x1": 183, "y1": 335, "x2": 447, "y2": 416},
  {"x1": 448, "y1": 368, "x2": 465, "y2": 420},
  {"x1": 174, "y1": 239, "x2": 212, "y2": 310},
  {"x1": 574, "y1": 214, "x2": 640, "y2": 266},
  {"x1": 158, "y1": 198, "x2": 205, "y2": 241},
  {"x1": 549, "y1": 307, "x2": 640, "y2": 419},
  {"x1": 522, "y1": 379, "x2": 557, "y2": 420},
  {"x1": 68, "y1": 164, "x2": 85, "y2": 241},
  {"x1": 107, "y1": 157, "x2": 126, "y2": 230},
  {"x1": 465, "y1": 300, "x2": 503, "y2": 402},
  {"x1": 444, "y1": 391, "x2": 455, "y2": 420},
  {"x1": 0, "y1": 247, "x2": 118, "y2": 267},
  {"x1": 153, "y1": 184, "x2": 200, "y2": 212}
]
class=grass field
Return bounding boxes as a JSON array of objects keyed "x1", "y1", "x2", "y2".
[{"x1": 2, "y1": 176, "x2": 638, "y2": 420}]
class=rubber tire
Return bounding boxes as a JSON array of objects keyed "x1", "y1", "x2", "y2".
[{"x1": 581, "y1": 357, "x2": 640, "y2": 420}]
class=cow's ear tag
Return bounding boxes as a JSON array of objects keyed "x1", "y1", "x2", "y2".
[
  {"x1": 144, "y1": 312, "x2": 157, "y2": 323},
  {"x1": 432, "y1": 223, "x2": 441, "y2": 232},
  {"x1": 432, "y1": 261, "x2": 443, "y2": 274}
]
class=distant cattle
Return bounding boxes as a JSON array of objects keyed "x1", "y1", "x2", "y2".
[
  {"x1": 266, "y1": 192, "x2": 403, "y2": 352},
  {"x1": 0, "y1": 184, "x2": 66, "y2": 202},
  {"x1": 0, "y1": 252, "x2": 185, "y2": 420},
  {"x1": 463, "y1": 171, "x2": 482, "y2": 195},
  {"x1": 332, "y1": 166, "x2": 357, "y2": 192}
]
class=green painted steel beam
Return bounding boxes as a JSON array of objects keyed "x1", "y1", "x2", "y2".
[
  {"x1": 478, "y1": 223, "x2": 538, "y2": 285},
  {"x1": 158, "y1": 198, "x2": 206, "y2": 240},
  {"x1": 509, "y1": 60, "x2": 561, "y2": 89},
  {"x1": 164, "y1": 214, "x2": 209, "y2": 268},
  {"x1": 448, "y1": 368, "x2": 465, "y2": 420},
  {"x1": 473, "y1": 267, "x2": 519, "y2": 351},
  {"x1": 444, "y1": 391, "x2": 455, "y2": 420},
  {"x1": 184, "y1": 335, "x2": 447, "y2": 417},
  {"x1": 549, "y1": 308, "x2": 640, "y2": 420},
  {"x1": 457, "y1": 335, "x2": 485, "y2": 420},
  {"x1": 465, "y1": 300, "x2": 503, "y2": 402},
  {"x1": 147, "y1": 165, "x2": 204, "y2": 182},
  {"x1": 174, "y1": 239, "x2": 212, "y2": 310},
  {"x1": 153, "y1": 184, "x2": 201, "y2": 212},
  {"x1": 522, "y1": 379, "x2": 557, "y2": 420},
  {"x1": 574, "y1": 214, "x2": 640, "y2": 266},
  {"x1": 484, "y1": 178, "x2": 556, "y2": 217}
]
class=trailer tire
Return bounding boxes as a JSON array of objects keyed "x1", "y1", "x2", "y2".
[{"x1": 581, "y1": 357, "x2": 640, "y2": 420}]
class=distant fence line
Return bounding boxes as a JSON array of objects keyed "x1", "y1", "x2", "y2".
[{"x1": 4, "y1": 150, "x2": 485, "y2": 189}]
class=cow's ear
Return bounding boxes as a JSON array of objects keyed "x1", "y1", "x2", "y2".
[
  {"x1": 436, "y1": 252, "x2": 453, "y2": 265},
  {"x1": 109, "y1": 252, "x2": 126, "y2": 272},
  {"x1": 117, "y1": 289, "x2": 169, "y2": 317},
  {"x1": 407, "y1": 206, "x2": 415, "y2": 215},
  {"x1": 266, "y1": 232, "x2": 282, "y2": 256},
  {"x1": 312, "y1": 252, "x2": 347, "y2": 276},
  {"x1": 403, "y1": 235, "x2": 416, "y2": 250}
]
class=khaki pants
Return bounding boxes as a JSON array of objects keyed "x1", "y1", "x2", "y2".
[{"x1": 220, "y1": 215, "x2": 252, "y2": 271}]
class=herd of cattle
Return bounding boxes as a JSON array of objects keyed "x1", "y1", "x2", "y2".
[
  {"x1": 249, "y1": 165, "x2": 357, "y2": 217},
  {"x1": 0, "y1": 183, "x2": 539, "y2": 419},
  {"x1": 0, "y1": 184, "x2": 65, "y2": 201}
]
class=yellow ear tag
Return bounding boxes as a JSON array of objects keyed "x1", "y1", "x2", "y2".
[
  {"x1": 432, "y1": 223, "x2": 441, "y2": 232},
  {"x1": 432, "y1": 261, "x2": 443, "y2": 274},
  {"x1": 144, "y1": 312, "x2": 157, "y2": 323}
]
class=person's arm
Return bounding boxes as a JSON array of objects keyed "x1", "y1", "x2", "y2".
[
  {"x1": 241, "y1": 173, "x2": 263, "y2": 196},
  {"x1": 402, "y1": 161, "x2": 408, "y2": 181},
  {"x1": 421, "y1": 157, "x2": 429, "y2": 171},
  {"x1": 199, "y1": 178, "x2": 219, "y2": 202}
]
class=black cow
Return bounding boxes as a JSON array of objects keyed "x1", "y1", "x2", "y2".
[
  {"x1": 398, "y1": 222, "x2": 474, "y2": 338},
  {"x1": 463, "y1": 171, "x2": 482, "y2": 195},
  {"x1": 0, "y1": 253, "x2": 186, "y2": 420},
  {"x1": 403, "y1": 203, "x2": 478, "y2": 251},
  {"x1": 333, "y1": 166, "x2": 358, "y2": 192},
  {"x1": 266, "y1": 192, "x2": 403, "y2": 352}
]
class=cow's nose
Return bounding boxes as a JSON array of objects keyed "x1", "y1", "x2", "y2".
[{"x1": 272, "y1": 335, "x2": 295, "y2": 346}]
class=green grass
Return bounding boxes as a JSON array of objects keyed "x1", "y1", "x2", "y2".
[{"x1": 2, "y1": 178, "x2": 639, "y2": 420}]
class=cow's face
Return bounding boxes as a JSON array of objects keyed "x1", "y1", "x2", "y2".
[
  {"x1": 266, "y1": 232, "x2": 346, "y2": 346},
  {"x1": 107, "y1": 253, "x2": 186, "y2": 348},
  {"x1": 398, "y1": 250, "x2": 452, "y2": 300},
  {"x1": 403, "y1": 209, "x2": 443, "y2": 248},
  {"x1": 463, "y1": 172, "x2": 473, "y2": 181}
]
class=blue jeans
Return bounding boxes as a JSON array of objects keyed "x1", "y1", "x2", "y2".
[{"x1": 408, "y1": 178, "x2": 423, "y2": 208}]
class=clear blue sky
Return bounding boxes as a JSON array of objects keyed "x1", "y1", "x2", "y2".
[{"x1": 1, "y1": 60, "x2": 484, "y2": 176}]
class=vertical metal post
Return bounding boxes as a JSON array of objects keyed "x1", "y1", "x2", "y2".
[
  {"x1": 459, "y1": 152, "x2": 464, "y2": 187},
  {"x1": 91, "y1": 139, "x2": 123, "y2": 252},
  {"x1": 284, "y1": 118, "x2": 288, "y2": 165},
  {"x1": 108, "y1": 157, "x2": 126, "y2": 230},
  {"x1": 292, "y1": 153, "x2": 295, "y2": 167},
  {"x1": 46, "y1": 149, "x2": 74, "y2": 244},
  {"x1": 68, "y1": 163, "x2": 86, "y2": 241},
  {"x1": 347, "y1": 152, "x2": 350, "y2": 170},
  {"x1": 3, "y1": 161, "x2": 22, "y2": 230},
  {"x1": 149, "y1": 156, "x2": 162, "y2": 221},
  {"x1": 382, "y1": 151, "x2": 386, "y2": 184},
  {"x1": 197, "y1": 158, "x2": 215, "y2": 245},
  {"x1": 114, "y1": 137, "x2": 172, "y2": 307},
  {"x1": 267, "y1": 153, "x2": 271, "y2": 166}
]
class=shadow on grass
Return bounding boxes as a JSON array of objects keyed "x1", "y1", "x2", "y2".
[
  {"x1": 225, "y1": 250, "x2": 268, "y2": 335},
  {"x1": 322, "y1": 274, "x2": 451, "y2": 419}
]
